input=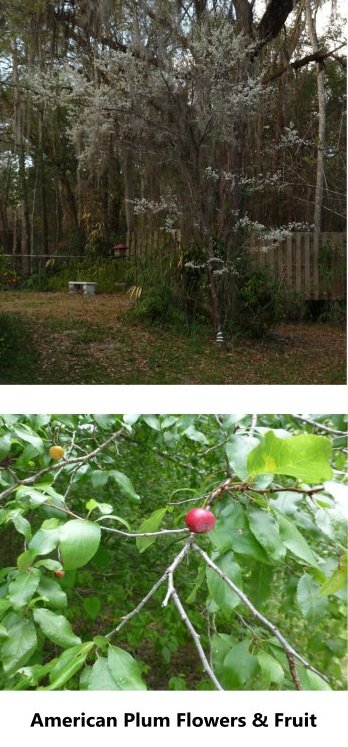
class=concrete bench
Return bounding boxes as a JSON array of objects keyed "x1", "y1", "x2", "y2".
[{"x1": 68, "y1": 281, "x2": 96, "y2": 296}]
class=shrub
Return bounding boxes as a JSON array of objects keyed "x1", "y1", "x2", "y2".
[
  {"x1": 231, "y1": 266, "x2": 286, "y2": 338},
  {"x1": 21, "y1": 258, "x2": 130, "y2": 294},
  {"x1": 0, "y1": 255, "x2": 18, "y2": 290}
]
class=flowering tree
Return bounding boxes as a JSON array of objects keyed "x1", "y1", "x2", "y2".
[
  {"x1": 0, "y1": 414, "x2": 346, "y2": 690},
  {"x1": 0, "y1": 1, "x2": 345, "y2": 334}
]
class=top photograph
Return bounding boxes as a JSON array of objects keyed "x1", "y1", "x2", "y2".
[{"x1": 0, "y1": 0, "x2": 346, "y2": 385}]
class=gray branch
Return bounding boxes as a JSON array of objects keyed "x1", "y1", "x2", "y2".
[{"x1": 192, "y1": 543, "x2": 328, "y2": 684}]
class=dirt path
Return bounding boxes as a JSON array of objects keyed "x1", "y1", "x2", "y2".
[{"x1": 0, "y1": 291, "x2": 346, "y2": 384}]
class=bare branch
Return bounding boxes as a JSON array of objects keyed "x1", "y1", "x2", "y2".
[
  {"x1": 98, "y1": 523, "x2": 189, "y2": 538},
  {"x1": 262, "y1": 43, "x2": 347, "y2": 85},
  {"x1": 160, "y1": 539, "x2": 224, "y2": 690},
  {"x1": 106, "y1": 539, "x2": 192, "y2": 638},
  {"x1": 256, "y1": 0, "x2": 301, "y2": 53},
  {"x1": 170, "y1": 584, "x2": 224, "y2": 690},
  {"x1": 192, "y1": 543, "x2": 329, "y2": 684},
  {"x1": 286, "y1": 651, "x2": 304, "y2": 690},
  {"x1": 293, "y1": 415, "x2": 348, "y2": 437}
]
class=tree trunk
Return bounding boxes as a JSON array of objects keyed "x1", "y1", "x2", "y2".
[
  {"x1": 305, "y1": 0, "x2": 326, "y2": 233},
  {"x1": 39, "y1": 110, "x2": 49, "y2": 254},
  {"x1": 12, "y1": 40, "x2": 31, "y2": 273}
]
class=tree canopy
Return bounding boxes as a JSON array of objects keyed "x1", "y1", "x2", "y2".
[{"x1": 0, "y1": 1, "x2": 346, "y2": 259}]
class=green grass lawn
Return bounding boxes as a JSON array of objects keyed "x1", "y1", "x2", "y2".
[{"x1": 0, "y1": 291, "x2": 346, "y2": 384}]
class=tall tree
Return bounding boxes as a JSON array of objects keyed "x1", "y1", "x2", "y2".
[{"x1": 305, "y1": 0, "x2": 326, "y2": 232}]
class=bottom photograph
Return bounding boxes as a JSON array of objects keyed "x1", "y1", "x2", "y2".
[{"x1": 0, "y1": 413, "x2": 346, "y2": 692}]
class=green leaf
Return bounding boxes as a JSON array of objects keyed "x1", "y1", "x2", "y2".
[
  {"x1": 16, "y1": 485, "x2": 51, "y2": 508},
  {"x1": 210, "y1": 503, "x2": 269, "y2": 563},
  {"x1": 320, "y1": 556, "x2": 348, "y2": 596},
  {"x1": 17, "y1": 549, "x2": 37, "y2": 571},
  {"x1": 298, "y1": 668, "x2": 331, "y2": 690},
  {"x1": 8, "y1": 569, "x2": 41, "y2": 610},
  {"x1": 206, "y1": 552, "x2": 243, "y2": 612},
  {"x1": 257, "y1": 652, "x2": 284, "y2": 688},
  {"x1": 226, "y1": 435, "x2": 260, "y2": 479},
  {"x1": 323, "y1": 480, "x2": 348, "y2": 518},
  {"x1": 40, "y1": 496, "x2": 67, "y2": 520},
  {"x1": 143, "y1": 415, "x2": 161, "y2": 431},
  {"x1": 107, "y1": 645, "x2": 147, "y2": 689},
  {"x1": 0, "y1": 599, "x2": 11, "y2": 619},
  {"x1": 1, "y1": 619, "x2": 38, "y2": 676},
  {"x1": 0, "y1": 432, "x2": 11, "y2": 460},
  {"x1": 211, "y1": 633, "x2": 236, "y2": 680},
  {"x1": 11, "y1": 513, "x2": 32, "y2": 542},
  {"x1": 277, "y1": 514, "x2": 318, "y2": 567},
  {"x1": 83, "y1": 596, "x2": 101, "y2": 620},
  {"x1": 269, "y1": 491, "x2": 303, "y2": 515},
  {"x1": 97, "y1": 514, "x2": 131, "y2": 530},
  {"x1": 248, "y1": 510, "x2": 286, "y2": 562},
  {"x1": 296, "y1": 574, "x2": 329, "y2": 622},
  {"x1": 247, "y1": 564, "x2": 275, "y2": 608},
  {"x1": 90, "y1": 471, "x2": 109, "y2": 488},
  {"x1": 34, "y1": 559, "x2": 63, "y2": 572},
  {"x1": 44, "y1": 642, "x2": 94, "y2": 690},
  {"x1": 87, "y1": 657, "x2": 120, "y2": 689},
  {"x1": 0, "y1": 624, "x2": 9, "y2": 640},
  {"x1": 223, "y1": 639, "x2": 258, "y2": 689},
  {"x1": 16, "y1": 660, "x2": 56, "y2": 688},
  {"x1": 29, "y1": 526, "x2": 61, "y2": 556},
  {"x1": 161, "y1": 416, "x2": 177, "y2": 429},
  {"x1": 183, "y1": 425, "x2": 208, "y2": 445},
  {"x1": 92, "y1": 415, "x2": 116, "y2": 429},
  {"x1": 59, "y1": 519, "x2": 101, "y2": 570},
  {"x1": 248, "y1": 432, "x2": 332, "y2": 483},
  {"x1": 14, "y1": 425, "x2": 44, "y2": 453},
  {"x1": 33, "y1": 608, "x2": 81, "y2": 648},
  {"x1": 37, "y1": 576, "x2": 67, "y2": 609},
  {"x1": 86, "y1": 499, "x2": 114, "y2": 516},
  {"x1": 41, "y1": 518, "x2": 61, "y2": 530},
  {"x1": 123, "y1": 414, "x2": 140, "y2": 426},
  {"x1": 98, "y1": 503, "x2": 113, "y2": 515},
  {"x1": 110, "y1": 471, "x2": 140, "y2": 501},
  {"x1": 86, "y1": 498, "x2": 99, "y2": 512},
  {"x1": 136, "y1": 508, "x2": 167, "y2": 553}
]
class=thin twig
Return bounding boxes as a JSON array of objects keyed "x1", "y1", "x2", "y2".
[
  {"x1": 98, "y1": 524, "x2": 189, "y2": 538},
  {"x1": 105, "y1": 574, "x2": 166, "y2": 638},
  {"x1": 249, "y1": 414, "x2": 257, "y2": 436},
  {"x1": 170, "y1": 585, "x2": 224, "y2": 691},
  {"x1": 192, "y1": 543, "x2": 328, "y2": 684},
  {"x1": 286, "y1": 652, "x2": 303, "y2": 690},
  {"x1": 160, "y1": 543, "x2": 224, "y2": 690},
  {"x1": 106, "y1": 540, "x2": 192, "y2": 638},
  {"x1": 293, "y1": 415, "x2": 348, "y2": 437},
  {"x1": 0, "y1": 428, "x2": 125, "y2": 502}
]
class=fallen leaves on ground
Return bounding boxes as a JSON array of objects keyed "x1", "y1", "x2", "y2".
[{"x1": 0, "y1": 291, "x2": 346, "y2": 384}]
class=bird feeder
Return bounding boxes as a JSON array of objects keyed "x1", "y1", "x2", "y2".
[{"x1": 112, "y1": 242, "x2": 128, "y2": 259}]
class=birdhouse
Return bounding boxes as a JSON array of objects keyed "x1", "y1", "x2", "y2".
[{"x1": 112, "y1": 242, "x2": 128, "y2": 259}]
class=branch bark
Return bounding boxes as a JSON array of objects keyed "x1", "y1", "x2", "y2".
[{"x1": 192, "y1": 542, "x2": 329, "y2": 684}]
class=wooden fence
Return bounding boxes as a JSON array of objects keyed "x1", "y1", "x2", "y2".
[
  {"x1": 3, "y1": 231, "x2": 345, "y2": 300},
  {"x1": 127, "y1": 229, "x2": 346, "y2": 301},
  {"x1": 126, "y1": 229, "x2": 182, "y2": 261},
  {"x1": 249, "y1": 232, "x2": 346, "y2": 301}
]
